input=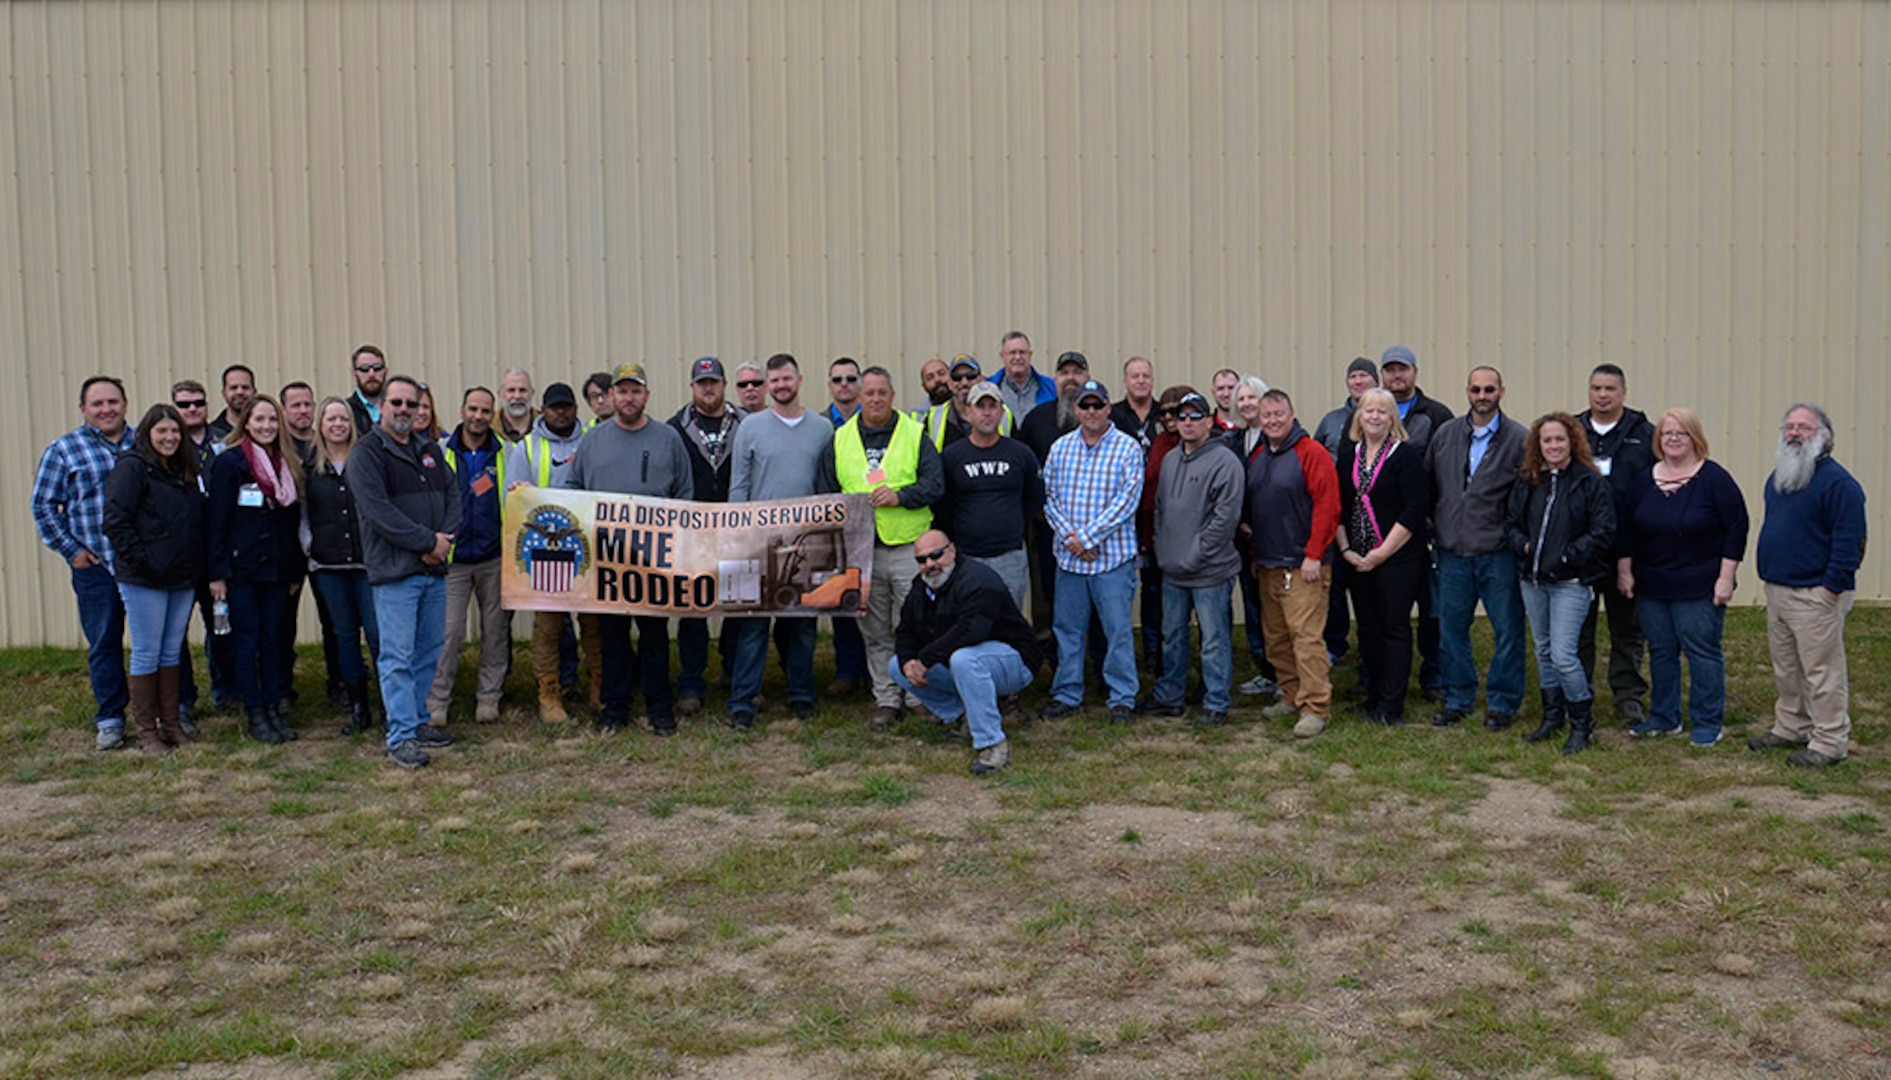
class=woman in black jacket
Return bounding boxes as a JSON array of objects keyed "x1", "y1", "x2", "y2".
[
  {"x1": 1505, "y1": 412, "x2": 1616, "y2": 753},
  {"x1": 103, "y1": 403, "x2": 205, "y2": 753},
  {"x1": 207, "y1": 394, "x2": 304, "y2": 744},
  {"x1": 1336, "y1": 388, "x2": 1430, "y2": 726},
  {"x1": 304, "y1": 397, "x2": 381, "y2": 735}
]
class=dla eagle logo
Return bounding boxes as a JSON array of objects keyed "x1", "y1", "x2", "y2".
[{"x1": 515, "y1": 505, "x2": 589, "y2": 593}]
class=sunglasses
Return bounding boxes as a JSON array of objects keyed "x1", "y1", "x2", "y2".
[
  {"x1": 950, "y1": 371, "x2": 979, "y2": 382},
  {"x1": 830, "y1": 374, "x2": 859, "y2": 384},
  {"x1": 1175, "y1": 410, "x2": 1209, "y2": 422},
  {"x1": 736, "y1": 379, "x2": 764, "y2": 389},
  {"x1": 173, "y1": 398, "x2": 207, "y2": 409},
  {"x1": 355, "y1": 362, "x2": 386, "y2": 374},
  {"x1": 915, "y1": 546, "x2": 952, "y2": 565},
  {"x1": 1076, "y1": 399, "x2": 1109, "y2": 411},
  {"x1": 385, "y1": 397, "x2": 418, "y2": 409}
]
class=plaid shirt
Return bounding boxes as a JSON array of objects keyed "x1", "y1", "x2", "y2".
[
  {"x1": 33, "y1": 423, "x2": 135, "y2": 571},
  {"x1": 1043, "y1": 424, "x2": 1144, "y2": 574}
]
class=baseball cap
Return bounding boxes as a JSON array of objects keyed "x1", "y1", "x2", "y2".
[
  {"x1": 1175, "y1": 391, "x2": 1211, "y2": 415},
  {"x1": 1075, "y1": 379, "x2": 1111, "y2": 406},
  {"x1": 612, "y1": 361, "x2": 648, "y2": 385},
  {"x1": 1380, "y1": 345, "x2": 1417, "y2": 369},
  {"x1": 950, "y1": 354, "x2": 980, "y2": 375},
  {"x1": 690, "y1": 357, "x2": 725, "y2": 383},
  {"x1": 1055, "y1": 351, "x2": 1090, "y2": 372},
  {"x1": 542, "y1": 382, "x2": 577, "y2": 407},
  {"x1": 964, "y1": 381, "x2": 1003, "y2": 406}
]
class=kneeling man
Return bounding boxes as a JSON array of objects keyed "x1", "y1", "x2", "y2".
[{"x1": 890, "y1": 529, "x2": 1044, "y2": 774}]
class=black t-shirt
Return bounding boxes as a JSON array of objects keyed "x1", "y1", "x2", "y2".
[
  {"x1": 1017, "y1": 401, "x2": 1072, "y2": 465},
  {"x1": 939, "y1": 436, "x2": 1044, "y2": 557}
]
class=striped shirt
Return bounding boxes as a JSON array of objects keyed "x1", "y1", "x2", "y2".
[
  {"x1": 1043, "y1": 424, "x2": 1144, "y2": 574},
  {"x1": 34, "y1": 423, "x2": 136, "y2": 570}
]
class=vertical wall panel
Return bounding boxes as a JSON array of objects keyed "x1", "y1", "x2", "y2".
[{"x1": 8, "y1": 0, "x2": 1891, "y2": 645}]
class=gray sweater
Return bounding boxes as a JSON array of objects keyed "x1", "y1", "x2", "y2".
[
  {"x1": 728, "y1": 409, "x2": 833, "y2": 501},
  {"x1": 1425, "y1": 411, "x2": 1526, "y2": 557},
  {"x1": 562, "y1": 418, "x2": 694, "y2": 500},
  {"x1": 1152, "y1": 438, "x2": 1246, "y2": 587}
]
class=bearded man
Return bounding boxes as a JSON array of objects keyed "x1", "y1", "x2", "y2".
[{"x1": 1750, "y1": 404, "x2": 1867, "y2": 768}]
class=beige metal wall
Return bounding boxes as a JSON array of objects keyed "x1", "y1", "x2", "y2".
[{"x1": 6, "y1": 0, "x2": 1888, "y2": 646}]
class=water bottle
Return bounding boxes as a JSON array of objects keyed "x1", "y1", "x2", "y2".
[{"x1": 213, "y1": 599, "x2": 232, "y2": 636}]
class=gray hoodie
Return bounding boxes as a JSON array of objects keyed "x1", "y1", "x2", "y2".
[
  {"x1": 1152, "y1": 437, "x2": 1245, "y2": 587},
  {"x1": 504, "y1": 414, "x2": 586, "y2": 490}
]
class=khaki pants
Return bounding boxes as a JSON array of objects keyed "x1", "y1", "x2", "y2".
[
  {"x1": 1764, "y1": 582, "x2": 1854, "y2": 758},
  {"x1": 532, "y1": 611, "x2": 601, "y2": 684},
  {"x1": 866, "y1": 543, "x2": 919, "y2": 709},
  {"x1": 427, "y1": 559, "x2": 509, "y2": 719},
  {"x1": 1258, "y1": 563, "x2": 1332, "y2": 718}
]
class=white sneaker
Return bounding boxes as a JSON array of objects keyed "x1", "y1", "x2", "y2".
[
  {"x1": 1262, "y1": 699, "x2": 1299, "y2": 720},
  {"x1": 95, "y1": 725, "x2": 125, "y2": 751},
  {"x1": 1292, "y1": 713, "x2": 1327, "y2": 739}
]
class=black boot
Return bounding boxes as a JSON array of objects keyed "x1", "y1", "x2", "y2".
[
  {"x1": 266, "y1": 702, "x2": 299, "y2": 742},
  {"x1": 341, "y1": 678, "x2": 374, "y2": 736},
  {"x1": 1524, "y1": 688, "x2": 1566, "y2": 743},
  {"x1": 1562, "y1": 697, "x2": 1595, "y2": 755},
  {"x1": 246, "y1": 708, "x2": 285, "y2": 744}
]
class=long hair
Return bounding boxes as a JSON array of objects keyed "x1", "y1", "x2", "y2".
[
  {"x1": 1519, "y1": 412, "x2": 1597, "y2": 484},
  {"x1": 227, "y1": 394, "x2": 306, "y2": 488},
  {"x1": 1346, "y1": 387, "x2": 1410, "y2": 443},
  {"x1": 130, "y1": 403, "x2": 199, "y2": 484},
  {"x1": 315, "y1": 396, "x2": 358, "y2": 461}
]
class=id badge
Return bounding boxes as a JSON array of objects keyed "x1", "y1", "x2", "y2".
[
  {"x1": 1595, "y1": 456, "x2": 1613, "y2": 477},
  {"x1": 471, "y1": 471, "x2": 496, "y2": 497},
  {"x1": 865, "y1": 465, "x2": 887, "y2": 486},
  {"x1": 238, "y1": 483, "x2": 266, "y2": 508}
]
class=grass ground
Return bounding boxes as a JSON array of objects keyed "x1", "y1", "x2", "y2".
[{"x1": 0, "y1": 609, "x2": 1887, "y2": 1079}]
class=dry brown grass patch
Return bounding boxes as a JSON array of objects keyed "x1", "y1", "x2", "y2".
[
  {"x1": 358, "y1": 974, "x2": 405, "y2": 1001},
  {"x1": 151, "y1": 896, "x2": 202, "y2": 923},
  {"x1": 965, "y1": 995, "x2": 1027, "y2": 1029}
]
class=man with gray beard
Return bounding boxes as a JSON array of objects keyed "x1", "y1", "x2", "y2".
[{"x1": 1751, "y1": 404, "x2": 1867, "y2": 768}]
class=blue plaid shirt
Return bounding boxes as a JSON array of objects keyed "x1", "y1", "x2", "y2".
[
  {"x1": 33, "y1": 423, "x2": 135, "y2": 571},
  {"x1": 1043, "y1": 424, "x2": 1144, "y2": 574}
]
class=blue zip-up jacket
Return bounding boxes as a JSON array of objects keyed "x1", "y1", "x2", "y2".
[
  {"x1": 442, "y1": 426, "x2": 503, "y2": 563},
  {"x1": 1757, "y1": 455, "x2": 1867, "y2": 594}
]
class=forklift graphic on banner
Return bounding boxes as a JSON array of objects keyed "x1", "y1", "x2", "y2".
[{"x1": 719, "y1": 526, "x2": 865, "y2": 614}]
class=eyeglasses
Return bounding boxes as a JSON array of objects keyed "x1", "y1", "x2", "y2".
[
  {"x1": 736, "y1": 379, "x2": 764, "y2": 389},
  {"x1": 830, "y1": 374, "x2": 859, "y2": 385},
  {"x1": 173, "y1": 398, "x2": 207, "y2": 409},
  {"x1": 915, "y1": 545, "x2": 952, "y2": 565},
  {"x1": 1175, "y1": 411, "x2": 1209, "y2": 422},
  {"x1": 385, "y1": 397, "x2": 417, "y2": 409},
  {"x1": 1780, "y1": 422, "x2": 1819, "y2": 435},
  {"x1": 1659, "y1": 431, "x2": 1690, "y2": 440},
  {"x1": 355, "y1": 362, "x2": 386, "y2": 374}
]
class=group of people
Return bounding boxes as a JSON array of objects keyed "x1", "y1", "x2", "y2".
[{"x1": 34, "y1": 334, "x2": 1866, "y2": 773}]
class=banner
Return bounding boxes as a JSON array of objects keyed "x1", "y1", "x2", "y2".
[{"x1": 500, "y1": 487, "x2": 877, "y2": 617}]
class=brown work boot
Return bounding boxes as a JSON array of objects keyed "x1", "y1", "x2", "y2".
[
  {"x1": 155, "y1": 665, "x2": 189, "y2": 745},
  {"x1": 538, "y1": 676, "x2": 570, "y2": 724},
  {"x1": 128, "y1": 673, "x2": 168, "y2": 755}
]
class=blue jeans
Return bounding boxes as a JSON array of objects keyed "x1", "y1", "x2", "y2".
[
  {"x1": 227, "y1": 581, "x2": 290, "y2": 712},
  {"x1": 117, "y1": 582, "x2": 196, "y2": 676},
  {"x1": 1050, "y1": 562, "x2": 1139, "y2": 709},
  {"x1": 1638, "y1": 597, "x2": 1726, "y2": 738},
  {"x1": 310, "y1": 570, "x2": 380, "y2": 683},
  {"x1": 374, "y1": 574, "x2": 447, "y2": 749},
  {"x1": 1155, "y1": 579, "x2": 1234, "y2": 711},
  {"x1": 1435, "y1": 550, "x2": 1527, "y2": 715},
  {"x1": 72, "y1": 564, "x2": 128, "y2": 729},
  {"x1": 1520, "y1": 580, "x2": 1594, "y2": 702},
  {"x1": 888, "y1": 642, "x2": 1035, "y2": 750},
  {"x1": 728, "y1": 618, "x2": 816, "y2": 719},
  {"x1": 676, "y1": 617, "x2": 733, "y2": 699}
]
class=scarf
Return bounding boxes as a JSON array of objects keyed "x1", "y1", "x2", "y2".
[
  {"x1": 243, "y1": 439, "x2": 299, "y2": 508},
  {"x1": 1350, "y1": 439, "x2": 1399, "y2": 552}
]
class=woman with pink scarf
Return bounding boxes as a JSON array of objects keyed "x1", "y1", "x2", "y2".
[
  {"x1": 1335, "y1": 388, "x2": 1431, "y2": 726},
  {"x1": 207, "y1": 394, "x2": 305, "y2": 744}
]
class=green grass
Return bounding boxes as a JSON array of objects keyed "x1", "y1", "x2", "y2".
[{"x1": 0, "y1": 609, "x2": 1886, "y2": 1077}]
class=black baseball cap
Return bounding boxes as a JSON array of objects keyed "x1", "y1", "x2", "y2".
[{"x1": 1055, "y1": 351, "x2": 1090, "y2": 372}]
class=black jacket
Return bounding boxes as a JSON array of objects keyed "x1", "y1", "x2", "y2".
[
  {"x1": 1504, "y1": 465, "x2": 1617, "y2": 586},
  {"x1": 103, "y1": 454, "x2": 206, "y2": 590},
  {"x1": 669, "y1": 404, "x2": 741, "y2": 503},
  {"x1": 206, "y1": 449, "x2": 303, "y2": 585},
  {"x1": 1398, "y1": 388, "x2": 1457, "y2": 453},
  {"x1": 894, "y1": 558, "x2": 1044, "y2": 674},
  {"x1": 349, "y1": 426, "x2": 461, "y2": 585},
  {"x1": 303, "y1": 457, "x2": 367, "y2": 569}
]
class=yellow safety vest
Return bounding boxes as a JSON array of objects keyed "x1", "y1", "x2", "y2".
[
  {"x1": 518, "y1": 434, "x2": 556, "y2": 488},
  {"x1": 440, "y1": 440, "x2": 506, "y2": 563},
  {"x1": 835, "y1": 412, "x2": 931, "y2": 545},
  {"x1": 925, "y1": 402, "x2": 1013, "y2": 449}
]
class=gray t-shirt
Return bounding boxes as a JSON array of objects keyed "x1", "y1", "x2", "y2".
[
  {"x1": 728, "y1": 409, "x2": 833, "y2": 502},
  {"x1": 562, "y1": 417, "x2": 694, "y2": 500}
]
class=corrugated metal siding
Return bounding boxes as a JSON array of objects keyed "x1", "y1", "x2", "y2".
[{"x1": 7, "y1": 0, "x2": 1888, "y2": 645}]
